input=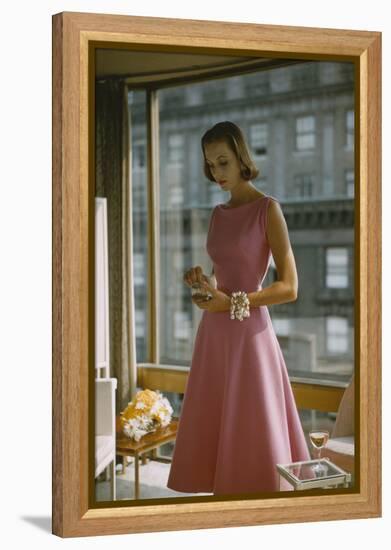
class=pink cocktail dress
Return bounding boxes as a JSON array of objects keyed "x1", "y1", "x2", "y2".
[{"x1": 166, "y1": 195, "x2": 311, "y2": 495}]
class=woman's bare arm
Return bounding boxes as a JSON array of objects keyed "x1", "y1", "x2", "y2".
[{"x1": 247, "y1": 200, "x2": 298, "y2": 307}]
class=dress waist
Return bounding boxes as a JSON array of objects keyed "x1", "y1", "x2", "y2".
[{"x1": 217, "y1": 285, "x2": 262, "y2": 295}]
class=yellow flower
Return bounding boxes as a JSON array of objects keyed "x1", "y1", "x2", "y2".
[{"x1": 119, "y1": 389, "x2": 173, "y2": 439}]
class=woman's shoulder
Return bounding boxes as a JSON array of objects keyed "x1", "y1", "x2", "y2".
[
  {"x1": 217, "y1": 192, "x2": 268, "y2": 209},
  {"x1": 266, "y1": 194, "x2": 280, "y2": 203}
]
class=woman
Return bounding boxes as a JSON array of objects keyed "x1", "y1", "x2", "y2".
[{"x1": 166, "y1": 121, "x2": 310, "y2": 496}]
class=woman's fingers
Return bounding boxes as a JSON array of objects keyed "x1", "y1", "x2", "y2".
[
  {"x1": 192, "y1": 295, "x2": 206, "y2": 307},
  {"x1": 184, "y1": 265, "x2": 204, "y2": 286},
  {"x1": 194, "y1": 265, "x2": 203, "y2": 282}
]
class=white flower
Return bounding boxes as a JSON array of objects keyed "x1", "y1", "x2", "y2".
[
  {"x1": 162, "y1": 397, "x2": 173, "y2": 413},
  {"x1": 150, "y1": 402, "x2": 159, "y2": 414}
]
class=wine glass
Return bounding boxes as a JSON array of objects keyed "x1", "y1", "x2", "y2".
[{"x1": 309, "y1": 430, "x2": 330, "y2": 475}]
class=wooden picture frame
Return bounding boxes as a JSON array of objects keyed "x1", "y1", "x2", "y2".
[{"x1": 52, "y1": 11, "x2": 382, "y2": 537}]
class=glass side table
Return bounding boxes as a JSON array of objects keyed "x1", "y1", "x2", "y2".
[{"x1": 276, "y1": 458, "x2": 352, "y2": 491}]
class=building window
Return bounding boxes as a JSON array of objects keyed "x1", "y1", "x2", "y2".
[
  {"x1": 133, "y1": 253, "x2": 145, "y2": 286},
  {"x1": 246, "y1": 73, "x2": 270, "y2": 96},
  {"x1": 345, "y1": 169, "x2": 354, "y2": 197},
  {"x1": 345, "y1": 109, "x2": 354, "y2": 150},
  {"x1": 203, "y1": 81, "x2": 226, "y2": 103},
  {"x1": 163, "y1": 91, "x2": 184, "y2": 109},
  {"x1": 325, "y1": 247, "x2": 348, "y2": 288},
  {"x1": 250, "y1": 123, "x2": 268, "y2": 157},
  {"x1": 174, "y1": 311, "x2": 191, "y2": 340},
  {"x1": 272, "y1": 318, "x2": 291, "y2": 336},
  {"x1": 135, "y1": 309, "x2": 146, "y2": 338},
  {"x1": 292, "y1": 63, "x2": 319, "y2": 88},
  {"x1": 173, "y1": 251, "x2": 184, "y2": 273},
  {"x1": 295, "y1": 115, "x2": 316, "y2": 151},
  {"x1": 169, "y1": 186, "x2": 184, "y2": 205},
  {"x1": 168, "y1": 133, "x2": 185, "y2": 164},
  {"x1": 133, "y1": 140, "x2": 146, "y2": 168},
  {"x1": 294, "y1": 174, "x2": 314, "y2": 198},
  {"x1": 326, "y1": 316, "x2": 349, "y2": 353}
]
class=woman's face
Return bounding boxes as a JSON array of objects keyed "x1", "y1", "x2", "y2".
[{"x1": 204, "y1": 140, "x2": 244, "y2": 192}]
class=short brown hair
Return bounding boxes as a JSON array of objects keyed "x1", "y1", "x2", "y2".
[{"x1": 201, "y1": 121, "x2": 260, "y2": 182}]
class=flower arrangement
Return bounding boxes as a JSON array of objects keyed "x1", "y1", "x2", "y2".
[{"x1": 119, "y1": 389, "x2": 173, "y2": 442}]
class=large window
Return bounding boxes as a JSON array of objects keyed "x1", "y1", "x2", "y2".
[
  {"x1": 167, "y1": 133, "x2": 185, "y2": 164},
  {"x1": 325, "y1": 247, "x2": 349, "y2": 288},
  {"x1": 345, "y1": 109, "x2": 354, "y2": 150},
  {"x1": 294, "y1": 173, "x2": 314, "y2": 197},
  {"x1": 128, "y1": 61, "x2": 354, "y2": 385},
  {"x1": 129, "y1": 90, "x2": 149, "y2": 361},
  {"x1": 326, "y1": 316, "x2": 349, "y2": 354},
  {"x1": 250, "y1": 122, "x2": 268, "y2": 157},
  {"x1": 345, "y1": 169, "x2": 354, "y2": 197},
  {"x1": 133, "y1": 139, "x2": 146, "y2": 169},
  {"x1": 295, "y1": 115, "x2": 316, "y2": 151}
]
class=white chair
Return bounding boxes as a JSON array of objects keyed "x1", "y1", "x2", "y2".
[
  {"x1": 95, "y1": 378, "x2": 117, "y2": 500},
  {"x1": 94, "y1": 198, "x2": 118, "y2": 500},
  {"x1": 321, "y1": 374, "x2": 355, "y2": 477}
]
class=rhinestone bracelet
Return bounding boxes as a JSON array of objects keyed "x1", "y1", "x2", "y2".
[{"x1": 230, "y1": 291, "x2": 250, "y2": 321}]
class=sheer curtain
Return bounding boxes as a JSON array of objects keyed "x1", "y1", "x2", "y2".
[{"x1": 95, "y1": 79, "x2": 137, "y2": 413}]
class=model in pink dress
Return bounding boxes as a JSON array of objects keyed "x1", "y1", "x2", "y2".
[{"x1": 166, "y1": 195, "x2": 311, "y2": 495}]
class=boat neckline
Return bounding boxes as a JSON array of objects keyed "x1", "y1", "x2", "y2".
[{"x1": 217, "y1": 195, "x2": 268, "y2": 210}]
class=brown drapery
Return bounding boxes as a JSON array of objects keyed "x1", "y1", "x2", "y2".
[{"x1": 95, "y1": 79, "x2": 137, "y2": 413}]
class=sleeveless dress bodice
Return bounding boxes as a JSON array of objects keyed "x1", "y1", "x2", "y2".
[{"x1": 206, "y1": 195, "x2": 272, "y2": 296}]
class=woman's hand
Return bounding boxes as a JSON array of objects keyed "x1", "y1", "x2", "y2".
[
  {"x1": 183, "y1": 265, "x2": 207, "y2": 287},
  {"x1": 191, "y1": 279, "x2": 231, "y2": 313}
]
